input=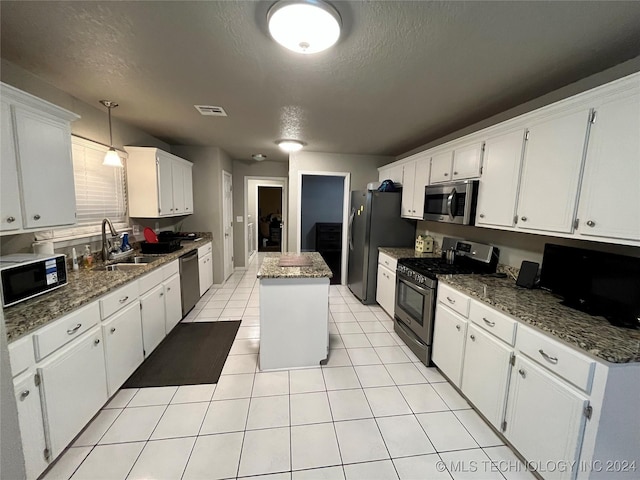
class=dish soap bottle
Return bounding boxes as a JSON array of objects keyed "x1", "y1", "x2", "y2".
[
  {"x1": 120, "y1": 232, "x2": 131, "y2": 251},
  {"x1": 83, "y1": 245, "x2": 94, "y2": 268}
]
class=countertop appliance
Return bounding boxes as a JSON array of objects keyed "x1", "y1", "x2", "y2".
[
  {"x1": 0, "y1": 253, "x2": 67, "y2": 307},
  {"x1": 424, "y1": 179, "x2": 479, "y2": 225},
  {"x1": 179, "y1": 249, "x2": 200, "y2": 317},
  {"x1": 347, "y1": 190, "x2": 416, "y2": 304},
  {"x1": 394, "y1": 237, "x2": 499, "y2": 365},
  {"x1": 540, "y1": 243, "x2": 640, "y2": 328}
]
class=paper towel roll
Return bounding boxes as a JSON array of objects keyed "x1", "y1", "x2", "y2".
[{"x1": 33, "y1": 241, "x2": 54, "y2": 254}]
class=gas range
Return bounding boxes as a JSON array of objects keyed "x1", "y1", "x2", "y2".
[{"x1": 396, "y1": 258, "x2": 480, "y2": 288}]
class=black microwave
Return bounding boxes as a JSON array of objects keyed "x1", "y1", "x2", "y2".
[
  {"x1": 424, "y1": 180, "x2": 479, "y2": 225},
  {"x1": 0, "y1": 253, "x2": 67, "y2": 307}
]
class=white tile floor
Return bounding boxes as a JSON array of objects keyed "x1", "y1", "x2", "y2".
[{"x1": 43, "y1": 255, "x2": 535, "y2": 480}]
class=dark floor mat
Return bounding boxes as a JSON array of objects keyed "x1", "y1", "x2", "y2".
[{"x1": 123, "y1": 321, "x2": 241, "y2": 388}]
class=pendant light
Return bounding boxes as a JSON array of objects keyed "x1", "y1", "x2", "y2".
[
  {"x1": 99, "y1": 100, "x2": 123, "y2": 167},
  {"x1": 267, "y1": 0, "x2": 341, "y2": 54}
]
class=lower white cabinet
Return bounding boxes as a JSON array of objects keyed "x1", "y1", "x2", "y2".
[
  {"x1": 376, "y1": 263, "x2": 395, "y2": 317},
  {"x1": 432, "y1": 303, "x2": 467, "y2": 387},
  {"x1": 13, "y1": 372, "x2": 48, "y2": 480},
  {"x1": 37, "y1": 326, "x2": 108, "y2": 459},
  {"x1": 505, "y1": 356, "x2": 589, "y2": 480},
  {"x1": 199, "y1": 252, "x2": 213, "y2": 296},
  {"x1": 102, "y1": 302, "x2": 144, "y2": 396},
  {"x1": 140, "y1": 284, "x2": 166, "y2": 356},
  {"x1": 164, "y1": 273, "x2": 182, "y2": 334},
  {"x1": 461, "y1": 324, "x2": 512, "y2": 429}
]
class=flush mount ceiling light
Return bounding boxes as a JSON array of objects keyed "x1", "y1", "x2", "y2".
[
  {"x1": 99, "y1": 100, "x2": 123, "y2": 168},
  {"x1": 276, "y1": 139, "x2": 305, "y2": 152},
  {"x1": 252, "y1": 153, "x2": 267, "y2": 161},
  {"x1": 267, "y1": 0, "x2": 341, "y2": 54}
]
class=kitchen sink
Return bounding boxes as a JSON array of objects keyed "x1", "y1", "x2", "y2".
[
  {"x1": 120, "y1": 255, "x2": 159, "y2": 264},
  {"x1": 95, "y1": 263, "x2": 147, "y2": 272}
]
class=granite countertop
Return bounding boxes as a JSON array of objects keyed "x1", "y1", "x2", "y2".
[
  {"x1": 257, "y1": 252, "x2": 333, "y2": 279},
  {"x1": 4, "y1": 234, "x2": 213, "y2": 343},
  {"x1": 438, "y1": 274, "x2": 640, "y2": 364},
  {"x1": 378, "y1": 247, "x2": 441, "y2": 260}
]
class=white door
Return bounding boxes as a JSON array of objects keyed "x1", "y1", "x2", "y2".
[
  {"x1": 375, "y1": 264, "x2": 395, "y2": 318},
  {"x1": 183, "y1": 163, "x2": 194, "y2": 214},
  {"x1": 412, "y1": 157, "x2": 430, "y2": 216},
  {"x1": 156, "y1": 152, "x2": 173, "y2": 216},
  {"x1": 140, "y1": 285, "x2": 166, "y2": 356},
  {"x1": 0, "y1": 100, "x2": 23, "y2": 231},
  {"x1": 14, "y1": 373, "x2": 48, "y2": 480},
  {"x1": 431, "y1": 304, "x2": 467, "y2": 387},
  {"x1": 452, "y1": 142, "x2": 483, "y2": 180},
  {"x1": 171, "y1": 161, "x2": 185, "y2": 214},
  {"x1": 223, "y1": 170, "x2": 234, "y2": 280},
  {"x1": 400, "y1": 161, "x2": 416, "y2": 217},
  {"x1": 577, "y1": 89, "x2": 640, "y2": 242},
  {"x1": 430, "y1": 150, "x2": 453, "y2": 183},
  {"x1": 164, "y1": 274, "x2": 182, "y2": 334}
]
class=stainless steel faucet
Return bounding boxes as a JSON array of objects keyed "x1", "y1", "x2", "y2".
[{"x1": 101, "y1": 218, "x2": 118, "y2": 261}]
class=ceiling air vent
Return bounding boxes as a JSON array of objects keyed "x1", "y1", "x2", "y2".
[{"x1": 194, "y1": 105, "x2": 227, "y2": 116}]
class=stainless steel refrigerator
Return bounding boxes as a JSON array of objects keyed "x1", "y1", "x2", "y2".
[{"x1": 347, "y1": 190, "x2": 416, "y2": 304}]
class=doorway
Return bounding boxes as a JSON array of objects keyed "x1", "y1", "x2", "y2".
[
  {"x1": 222, "y1": 170, "x2": 233, "y2": 280},
  {"x1": 258, "y1": 186, "x2": 283, "y2": 252}
]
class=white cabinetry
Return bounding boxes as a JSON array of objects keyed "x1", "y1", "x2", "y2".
[
  {"x1": 576, "y1": 87, "x2": 640, "y2": 242},
  {"x1": 38, "y1": 327, "x2": 108, "y2": 459},
  {"x1": 198, "y1": 243, "x2": 213, "y2": 296},
  {"x1": 0, "y1": 83, "x2": 79, "y2": 233},
  {"x1": 475, "y1": 129, "x2": 526, "y2": 228},
  {"x1": 516, "y1": 107, "x2": 591, "y2": 234},
  {"x1": 400, "y1": 154, "x2": 430, "y2": 219},
  {"x1": 430, "y1": 142, "x2": 483, "y2": 184},
  {"x1": 432, "y1": 303, "x2": 467, "y2": 387},
  {"x1": 140, "y1": 284, "x2": 166, "y2": 356},
  {"x1": 101, "y1": 302, "x2": 144, "y2": 396},
  {"x1": 375, "y1": 252, "x2": 397, "y2": 318},
  {"x1": 164, "y1": 274, "x2": 182, "y2": 334},
  {"x1": 378, "y1": 163, "x2": 404, "y2": 186},
  {"x1": 505, "y1": 356, "x2": 588, "y2": 480},
  {"x1": 125, "y1": 146, "x2": 194, "y2": 218},
  {"x1": 430, "y1": 151, "x2": 454, "y2": 183}
]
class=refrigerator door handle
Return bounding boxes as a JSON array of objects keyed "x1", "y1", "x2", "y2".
[{"x1": 348, "y1": 208, "x2": 356, "y2": 250}]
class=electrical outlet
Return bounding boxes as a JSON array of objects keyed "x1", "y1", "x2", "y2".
[{"x1": 132, "y1": 224, "x2": 140, "y2": 235}]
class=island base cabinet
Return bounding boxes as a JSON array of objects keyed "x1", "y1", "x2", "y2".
[
  {"x1": 102, "y1": 302, "x2": 144, "y2": 397},
  {"x1": 505, "y1": 356, "x2": 589, "y2": 480},
  {"x1": 461, "y1": 325, "x2": 512, "y2": 430},
  {"x1": 432, "y1": 304, "x2": 467, "y2": 388},
  {"x1": 37, "y1": 327, "x2": 108, "y2": 460},
  {"x1": 140, "y1": 285, "x2": 166, "y2": 357},
  {"x1": 14, "y1": 372, "x2": 48, "y2": 480}
]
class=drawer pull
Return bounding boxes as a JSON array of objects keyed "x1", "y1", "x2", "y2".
[
  {"x1": 20, "y1": 390, "x2": 30, "y2": 400},
  {"x1": 94, "y1": 339, "x2": 100, "y2": 345},
  {"x1": 33, "y1": 214, "x2": 41, "y2": 220},
  {"x1": 67, "y1": 323, "x2": 82, "y2": 335},
  {"x1": 470, "y1": 334, "x2": 475, "y2": 341},
  {"x1": 518, "y1": 368, "x2": 526, "y2": 378},
  {"x1": 455, "y1": 324, "x2": 461, "y2": 331},
  {"x1": 7, "y1": 216, "x2": 15, "y2": 223},
  {"x1": 167, "y1": 287, "x2": 171, "y2": 291},
  {"x1": 119, "y1": 296, "x2": 129, "y2": 304},
  {"x1": 160, "y1": 292, "x2": 164, "y2": 297},
  {"x1": 110, "y1": 327, "x2": 116, "y2": 333},
  {"x1": 539, "y1": 349, "x2": 558, "y2": 364},
  {"x1": 483, "y1": 317, "x2": 495, "y2": 327},
  {"x1": 446, "y1": 296, "x2": 456, "y2": 304}
]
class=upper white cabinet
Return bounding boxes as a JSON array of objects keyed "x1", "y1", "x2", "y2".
[
  {"x1": 576, "y1": 86, "x2": 640, "y2": 242},
  {"x1": 515, "y1": 107, "x2": 591, "y2": 234},
  {"x1": 400, "y1": 153, "x2": 430, "y2": 219},
  {"x1": 475, "y1": 129, "x2": 526, "y2": 228},
  {"x1": 0, "y1": 83, "x2": 79, "y2": 233},
  {"x1": 378, "y1": 163, "x2": 404, "y2": 186},
  {"x1": 125, "y1": 146, "x2": 194, "y2": 218},
  {"x1": 430, "y1": 142, "x2": 483, "y2": 184}
]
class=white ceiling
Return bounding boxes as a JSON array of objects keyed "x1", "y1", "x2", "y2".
[{"x1": 2, "y1": 1, "x2": 640, "y2": 162}]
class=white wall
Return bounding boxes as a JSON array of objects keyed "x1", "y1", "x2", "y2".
[{"x1": 288, "y1": 151, "x2": 393, "y2": 251}]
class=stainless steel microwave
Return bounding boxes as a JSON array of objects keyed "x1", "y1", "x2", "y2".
[
  {"x1": 0, "y1": 253, "x2": 67, "y2": 307},
  {"x1": 423, "y1": 180, "x2": 479, "y2": 225}
]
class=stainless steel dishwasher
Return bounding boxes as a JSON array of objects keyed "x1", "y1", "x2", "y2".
[{"x1": 179, "y1": 249, "x2": 200, "y2": 316}]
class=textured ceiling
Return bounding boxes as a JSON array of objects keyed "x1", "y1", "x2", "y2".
[{"x1": 2, "y1": 1, "x2": 640, "y2": 162}]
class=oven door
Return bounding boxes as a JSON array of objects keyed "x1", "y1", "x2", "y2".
[{"x1": 394, "y1": 272, "x2": 435, "y2": 346}]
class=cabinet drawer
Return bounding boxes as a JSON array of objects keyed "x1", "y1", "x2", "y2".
[
  {"x1": 197, "y1": 242, "x2": 212, "y2": 258},
  {"x1": 8, "y1": 336, "x2": 35, "y2": 377},
  {"x1": 469, "y1": 300, "x2": 517, "y2": 346},
  {"x1": 33, "y1": 301, "x2": 100, "y2": 361},
  {"x1": 100, "y1": 283, "x2": 139, "y2": 319},
  {"x1": 516, "y1": 325, "x2": 595, "y2": 393},
  {"x1": 438, "y1": 283, "x2": 470, "y2": 318},
  {"x1": 162, "y1": 260, "x2": 179, "y2": 280},
  {"x1": 138, "y1": 268, "x2": 163, "y2": 295},
  {"x1": 378, "y1": 251, "x2": 397, "y2": 271}
]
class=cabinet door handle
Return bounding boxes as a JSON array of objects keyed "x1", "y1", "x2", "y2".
[
  {"x1": 119, "y1": 296, "x2": 129, "y2": 304},
  {"x1": 33, "y1": 214, "x2": 41, "y2": 220},
  {"x1": 167, "y1": 287, "x2": 171, "y2": 291},
  {"x1": 538, "y1": 349, "x2": 558, "y2": 364},
  {"x1": 110, "y1": 327, "x2": 116, "y2": 333},
  {"x1": 67, "y1": 323, "x2": 82, "y2": 335},
  {"x1": 483, "y1": 318, "x2": 495, "y2": 327},
  {"x1": 470, "y1": 334, "x2": 475, "y2": 341},
  {"x1": 586, "y1": 220, "x2": 595, "y2": 227},
  {"x1": 94, "y1": 339, "x2": 100, "y2": 345},
  {"x1": 160, "y1": 292, "x2": 164, "y2": 297},
  {"x1": 446, "y1": 296, "x2": 456, "y2": 304},
  {"x1": 479, "y1": 213, "x2": 485, "y2": 218},
  {"x1": 6, "y1": 216, "x2": 15, "y2": 223},
  {"x1": 518, "y1": 368, "x2": 526, "y2": 378},
  {"x1": 455, "y1": 324, "x2": 461, "y2": 331},
  {"x1": 20, "y1": 390, "x2": 30, "y2": 400},
  {"x1": 453, "y1": 171, "x2": 458, "y2": 175},
  {"x1": 444, "y1": 172, "x2": 449, "y2": 177},
  {"x1": 521, "y1": 216, "x2": 527, "y2": 222}
]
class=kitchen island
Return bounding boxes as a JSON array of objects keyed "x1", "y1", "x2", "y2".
[{"x1": 257, "y1": 252, "x2": 333, "y2": 370}]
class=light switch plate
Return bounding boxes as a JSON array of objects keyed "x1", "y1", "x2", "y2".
[{"x1": 236, "y1": 216, "x2": 243, "y2": 223}]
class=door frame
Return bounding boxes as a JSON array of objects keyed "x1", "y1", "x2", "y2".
[
  {"x1": 222, "y1": 170, "x2": 233, "y2": 280},
  {"x1": 244, "y1": 176, "x2": 288, "y2": 266},
  {"x1": 297, "y1": 170, "x2": 351, "y2": 285}
]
